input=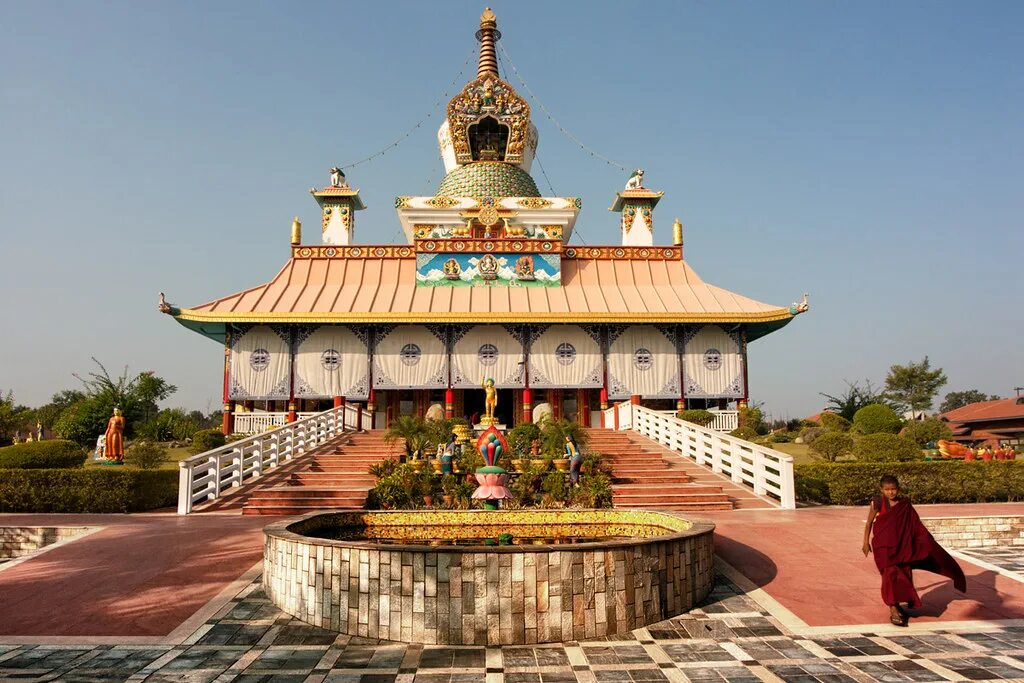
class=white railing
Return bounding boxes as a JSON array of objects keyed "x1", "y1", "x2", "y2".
[
  {"x1": 232, "y1": 412, "x2": 317, "y2": 434},
  {"x1": 653, "y1": 409, "x2": 739, "y2": 432},
  {"x1": 604, "y1": 403, "x2": 795, "y2": 509},
  {"x1": 709, "y1": 410, "x2": 739, "y2": 432},
  {"x1": 177, "y1": 403, "x2": 372, "y2": 514}
]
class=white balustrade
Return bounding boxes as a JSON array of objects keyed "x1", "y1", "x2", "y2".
[
  {"x1": 177, "y1": 403, "x2": 372, "y2": 514},
  {"x1": 651, "y1": 409, "x2": 739, "y2": 432},
  {"x1": 606, "y1": 404, "x2": 795, "y2": 509},
  {"x1": 232, "y1": 412, "x2": 319, "y2": 434}
]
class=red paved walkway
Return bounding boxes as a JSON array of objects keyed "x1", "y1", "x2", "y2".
[
  {"x1": 3, "y1": 504, "x2": 1024, "y2": 638},
  {"x1": 706, "y1": 503, "x2": 1024, "y2": 627},
  {"x1": 0, "y1": 514, "x2": 267, "y2": 637}
]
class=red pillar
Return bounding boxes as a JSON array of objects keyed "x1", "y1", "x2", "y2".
[
  {"x1": 445, "y1": 388, "x2": 454, "y2": 419},
  {"x1": 522, "y1": 387, "x2": 532, "y2": 424},
  {"x1": 599, "y1": 387, "x2": 609, "y2": 427},
  {"x1": 740, "y1": 329, "x2": 750, "y2": 408},
  {"x1": 333, "y1": 395, "x2": 343, "y2": 408},
  {"x1": 613, "y1": 402, "x2": 620, "y2": 430},
  {"x1": 630, "y1": 394, "x2": 641, "y2": 405},
  {"x1": 579, "y1": 388, "x2": 590, "y2": 427},
  {"x1": 551, "y1": 389, "x2": 562, "y2": 421},
  {"x1": 221, "y1": 337, "x2": 233, "y2": 435}
]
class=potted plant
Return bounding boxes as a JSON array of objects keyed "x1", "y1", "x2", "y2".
[
  {"x1": 440, "y1": 474, "x2": 458, "y2": 506},
  {"x1": 384, "y1": 415, "x2": 427, "y2": 460},
  {"x1": 507, "y1": 423, "x2": 540, "y2": 473}
]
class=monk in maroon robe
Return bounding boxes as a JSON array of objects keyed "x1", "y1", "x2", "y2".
[{"x1": 862, "y1": 475, "x2": 966, "y2": 626}]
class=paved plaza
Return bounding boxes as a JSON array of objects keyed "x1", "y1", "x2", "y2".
[{"x1": 3, "y1": 507, "x2": 1024, "y2": 681}]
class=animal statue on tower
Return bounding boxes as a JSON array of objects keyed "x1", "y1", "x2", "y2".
[
  {"x1": 330, "y1": 166, "x2": 347, "y2": 188},
  {"x1": 624, "y1": 169, "x2": 645, "y2": 190}
]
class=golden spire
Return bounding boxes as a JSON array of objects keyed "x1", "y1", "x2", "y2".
[
  {"x1": 476, "y1": 7, "x2": 500, "y2": 79},
  {"x1": 673, "y1": 218, "x2": 683, "y2": 246},
  {"x1": 290, "y1": 216, "x2": 302, "y2": 246}
]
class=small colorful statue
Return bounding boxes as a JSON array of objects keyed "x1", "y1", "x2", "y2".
[
  {"x1": 481, "y1": 377, "x2": 498, "y2": 425},
  {"x1": 565, "y1": 435, "x2": 583, "y2": 486},
  {"x1": 440, "y1": 432, "x2": 456, "y2": 475}
]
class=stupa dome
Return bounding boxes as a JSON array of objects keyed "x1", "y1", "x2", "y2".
[{"x1": 435, "y1": 161, "x2": 540, "y2": 198}]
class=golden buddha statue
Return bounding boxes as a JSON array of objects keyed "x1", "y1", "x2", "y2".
[{"x1": 481, "y1": 377, "x2": 498, "y2": 425}]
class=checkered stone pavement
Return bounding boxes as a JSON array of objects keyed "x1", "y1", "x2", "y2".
[
  {"x1": 958, "y1": 546, "x2": 1024, "y2": 575},
  {"x1": 3, "y1": 573, "x2": 1024, "y2": 682}
]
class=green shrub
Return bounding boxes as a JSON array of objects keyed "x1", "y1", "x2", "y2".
[
  {"x1": 854, "y1": 433, "x2": 922, "y2": 462},
  {"x1": 820, "y1": 412, "x2": 851, "y2": 432},
  {"x1": 506, "y1": 422, "x2": 541, "y2": 456},
  {"x1": 541, "y1": 471, "x2": 568, "y2": 501},
  {"x1": 901, "y1": 418, "x2": 954, "y2": 447},
  {"x1": 0, "y1": 440, "x2": 86, "y2": 469},
  {"x1": 738, "y1": 405, "x2": 767, "y2": 435},
  {"x1": 124, "y1": 440, "x2": 168, "y2": 470},
  {"x1": 729, "y1": 426, "x2": 758, "y2": 441},
  {"x1": 677, "y1": 410, "x2": 715, "y2": 427},
  {"x1": 795, "y1": 460, "x2": 1024, "y2": 506},
  {"x1": 809, "y1": 432, "x2": 855, "y2": 461},
  {"x1": 853, "y1": 404, "x2": 902, "y2": 435},
  {"x1": 138, "y1": 408, "x2": 199, "y2": 442},
  {"x1": 0, "y1": 469, "x2": 177, "y2": 512},
  {"x1": 570, "y1": 473, "x2": 613, "y2": 508},
  {"x1": 768, "y1": 431, "x2": 795, "y2": 443},
  {"x1": 190, "y1": 429, "x2": 226, "y2": 454},
  {"x1": 799, "y1": 426, "x2": 825, "y2": 444}
]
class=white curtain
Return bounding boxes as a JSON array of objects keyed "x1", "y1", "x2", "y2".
[
  {"x1": 606, "y1": 325, "x2": 679, "y2": 400},
  {"x1": 451, "y1": 325, "x2": 525, "y2": 388},
  {"x1": 529, "y1": 325, "x2": 602, "y2": 389},
  {"x1": 229, "y1": 325, "x2": 291, "y2": 400},
  {"x1": 294, "y1": 326, "x2": 370, "y2": 399},
  {"x1": 683, "y1": 325, "x2": 744, "y2": 398},
  {"x1": 373, "y1": 325, "x2": 447, "y2": 389}
]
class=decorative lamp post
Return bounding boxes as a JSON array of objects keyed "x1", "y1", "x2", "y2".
[{"x1": 471, "y1": 425, "x2": 511, "y2": 510}]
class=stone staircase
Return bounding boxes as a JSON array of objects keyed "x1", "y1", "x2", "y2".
[
  {"x1": 239, "y1": 430, "x2": 402, "y2": 516},
  {"x1": 584, "y1": 428, "x2": 775, "y2": 511}
]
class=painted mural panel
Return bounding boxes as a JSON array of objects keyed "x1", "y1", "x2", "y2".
[
  {"x1": 606, "y1": 325, "x2": 680, "y2": 400},
  {"x1": 228, "y1": 325, "x2": 291, "y2": 400},
  {"x1": 293, "y1": 326, "x2": 370, "y2": 400},
  {"x1": 450, "y1": 325, "x2": 525, "y2": 388},
  {"x1": 373, "y1": 325, "x2": 447, "y2": 389},
  {"x1": 528, "y1": 324, "x2": 603, "y2": 389},
  {"x1": 415, "y1": 252, "x2": 560, "y2": 287},
  {"x1": 683, "y1": 325, "x2": 744, "y2": 398}
]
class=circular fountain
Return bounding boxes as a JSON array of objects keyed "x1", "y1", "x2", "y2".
[{"x1": 263, "y1": 509, "x2": 714, "y2": 645}]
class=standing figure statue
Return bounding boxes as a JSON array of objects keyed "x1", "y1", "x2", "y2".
[
  {"x1": 36, "y1": 421, "x2": 43, "y2": 441},
  {"x1": 95, "y1": 434, "x2": 106, "y2": 461},
  {"x1": 441, "y1": 432, "x2": 457, "y2": 474},
  {"x1": 330, "y1": 166, "x2": 347, "y2": 188},
  {"x1": 104, "y1": 407, "x2": 126, "y2": 464},
  {"x1": 12, "y1": 430, "x2": 21, "y2": 444},
  {"x1": 565, "y1": 435, "x2": 583, "y2": 486},
  {"x1": 481, "y1": 377, "x2": 498, "y2": 425}
]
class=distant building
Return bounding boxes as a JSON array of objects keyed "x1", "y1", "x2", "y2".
[{"x1": 940, "y1": 397, "x2": 1024, "y2": 447}]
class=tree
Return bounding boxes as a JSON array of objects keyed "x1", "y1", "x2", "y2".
[
  {"x1": 34, "y1": 389, "x2": 86, "y2": 429},
  {"x1": 884, "y1": 357, "x2": 948, "y2": 412},
  {"x1": 940, "y1": 390, "x2": 1001, "y2": 414},
  {"x1": 820, "y1": 380, "x2": 894, "y2": 421}
]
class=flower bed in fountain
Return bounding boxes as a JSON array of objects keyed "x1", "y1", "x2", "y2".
[{"x1": 263, "y1": 509, "x2": 714, "y2": 645}]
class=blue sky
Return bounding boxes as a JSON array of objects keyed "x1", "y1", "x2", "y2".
[{"x1": 1, "y1": 1, "x2": 1021, "y2": 419}]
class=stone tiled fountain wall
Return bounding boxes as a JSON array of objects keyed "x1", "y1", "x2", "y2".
[{"x1": 263, "y1": 510, "x2": 714, "y2": 645}]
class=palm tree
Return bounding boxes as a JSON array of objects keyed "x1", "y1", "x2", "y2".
[{"x1": 384, "y1": 416, "x2": 427, "y2": 459}]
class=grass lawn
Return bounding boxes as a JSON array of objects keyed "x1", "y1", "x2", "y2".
[
  {"x1": 767, "y1": 441, "x2": 818, "y2": 465},
  {"x1": 85, "y1": 445, "x2": 195, "y2": 470}
]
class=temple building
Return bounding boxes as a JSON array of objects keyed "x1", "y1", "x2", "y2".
[{"x1": 162, "y1": 8, "x2": 807, "y2": 434}]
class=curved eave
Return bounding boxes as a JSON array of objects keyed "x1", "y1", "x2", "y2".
[{"x1": 168, "y1": 308, "x2": 797, "y2": 342}]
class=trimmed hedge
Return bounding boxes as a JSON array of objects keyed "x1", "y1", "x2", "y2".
[
  {"x1": 820, "y1": 412, "x2": 851, "y2": 432},
  {"x1": 809, "y1": 431, "x2": 854, "y2": 461},
  {"x1": 0, "y1": 440, "x2": 86, "y2": 469},
  {"x1": 0, "y1": 469, "x2": 178, "y2": 513},
  {"x1": 191, "y1": 429, "x2": 226, "y2": 454},
  {"x1": 795, "y1": 461, "x2": 1024, "y2": 506},
  {"x1": 854, "y1": 433, "x2": 921, "y2": 462},
  {"x1": 853, "y1": 404, "x2": 902, "y2": 434},
  {"x1": 677, "y1": 410, "x2": 715, "y2": 427}
]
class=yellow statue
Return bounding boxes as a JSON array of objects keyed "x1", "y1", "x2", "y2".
[
  {"x1": 481, "y1": 377, "x2": 498, "y2": 425},
  {"x1": 105, "y1": 407, "x2": 126, "y2": 463}
]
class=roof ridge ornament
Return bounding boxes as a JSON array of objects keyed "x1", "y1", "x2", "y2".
[{"x1": 476, "y1": 8, "x2": 500, "y2": 79}]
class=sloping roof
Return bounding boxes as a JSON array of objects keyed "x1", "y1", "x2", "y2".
[
  {"x1": 941, "y1": 398, "x2": 1024, "y2": 425},
  {"x1": 169, "y1": 249, "x2": 798, "y2": 342}
]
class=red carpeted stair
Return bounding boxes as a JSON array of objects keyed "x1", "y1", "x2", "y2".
[
  {"x1": 584, "y1": 428, "x2": 775, "y2": 511},
  {"x1": 239, "y1": 430, "x2": 402, "y2": 516}
]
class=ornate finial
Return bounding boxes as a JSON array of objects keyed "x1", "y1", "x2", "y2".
[
  {"x1": 290, "y1": 216, "x2": 302, "y2": 246},
  {"x1": 673, "y1": 218, "x2": 683, "y2": 246},
  {"x1": 475, "y1": 7, "x2": 500, "y2": 79}
]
